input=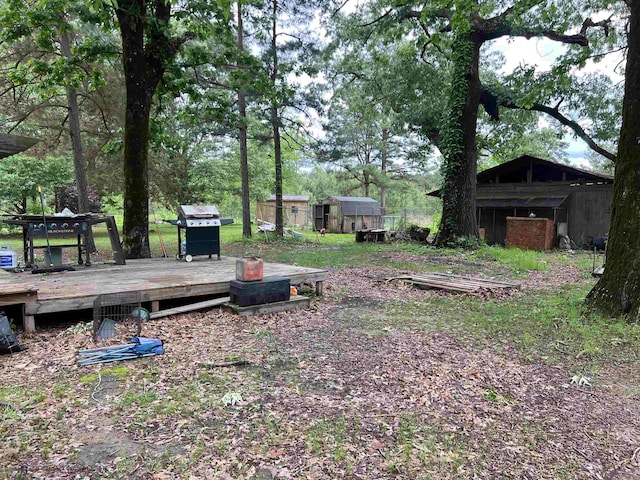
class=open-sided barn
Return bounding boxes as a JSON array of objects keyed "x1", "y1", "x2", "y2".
[
  {"x1": 428, "y1": 155, "x2": 613, "y2": 247},
  {"x1": 313, "y1": 196, "x2": 383, "y2": 233},
  {"x1": 255, "y1": 195, "x2": 310, "y2": 226}
]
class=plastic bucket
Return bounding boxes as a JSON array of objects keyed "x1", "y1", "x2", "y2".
[
  {"x1": 236, "y1": 256, "x2": 264, "y2": 281},
  {"x1": 44, "y1": 246, "x2": 63, "y2": 266}
]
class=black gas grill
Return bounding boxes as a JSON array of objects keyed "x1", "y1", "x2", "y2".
[{"x1": 170, "y1": 205, "x2": 233, "y2": 262}]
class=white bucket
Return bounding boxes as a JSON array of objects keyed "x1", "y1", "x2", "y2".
[{"x1": 0, "y1": 245, "x2": 17, "y2": 270}]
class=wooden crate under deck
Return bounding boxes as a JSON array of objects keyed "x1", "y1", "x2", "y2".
[{"x1": 0, "y1": 256, "x2": 326, "y2": 332}]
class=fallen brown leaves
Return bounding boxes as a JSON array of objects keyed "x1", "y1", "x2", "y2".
[{"x1": 0, "y1": 264, "x2": 638, "y2": 479}]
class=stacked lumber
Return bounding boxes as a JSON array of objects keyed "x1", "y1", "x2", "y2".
[{"x1": 390, "y1": 272, "x2": 520, "y2": 293}]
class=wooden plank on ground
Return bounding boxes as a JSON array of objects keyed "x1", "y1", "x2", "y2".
[
  {"x1": 419, "y1": 272, "x2": 521, "y2": 288},
  {"x1": 389, "y1": 272, "x2": 519, "y2": 294},
  {"x1": 412, "y1": 277, "x2": 510, "y2": 290},
  {"x1": 149, "y1": 296, "x2": 230, "y2": 319},
  {"x1": 410, "y1": 279, "x2": 477, "y2": 293},
  {"x1": 224, "y1": 295, "x2": 310, "y2": 317}
]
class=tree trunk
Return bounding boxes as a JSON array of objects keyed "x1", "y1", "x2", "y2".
[
  {"x1": 363, "y1": 169, "x2": 370, "y2": 197},
  {"x1": 237, "y1": 1, "x2": 252, "y2": 238},
  {"x1": 272, "y1": 104, "x2": 284, "y2": 236},
  {"x1": 435, "y1": 35, "x2": 480, "y2": 247},
  {"x1": 121, "y1": 90, "x2": 152, "y2": 258},
  {"x1": 116, "y1": 0, "x2": 166, "y2": 258},
  {"x1": 59, "y1": 29, "x2": 96, "y2": 253},
  {"x1": 270, "y1": 0, "x2": 284, "y2": 236},
  {"x1": 586, "y1": 1, "x2": 640, "y2": 319},
  {"x1": 380, "y1": 127, "x2": 388, "y2": 212}
]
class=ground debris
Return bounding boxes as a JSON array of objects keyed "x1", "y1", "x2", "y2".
[
  {"x1": 1, "y1": 263, "x2": 638, "y2": 479},
  {"x1": 387, "y1": 272, "x2": 520, "y2": 295}
]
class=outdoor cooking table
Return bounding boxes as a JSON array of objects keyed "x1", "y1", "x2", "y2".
[{"x1": 1, "y1": 214, "x2": 125, "y2": 267}]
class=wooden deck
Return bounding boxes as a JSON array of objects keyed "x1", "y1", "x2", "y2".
[{"x1": 0, "y1": 256, "x2": 327, "y2": 332}]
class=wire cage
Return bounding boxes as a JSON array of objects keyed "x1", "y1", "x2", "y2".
[
  {"x1": 0, "y1": 312, "x2": 21, "y2": 354},
  {"x1": 92, "y1": 292, "x2": 149, "y2": 342}
]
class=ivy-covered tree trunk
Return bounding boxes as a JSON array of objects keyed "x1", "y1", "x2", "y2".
[
  {"x1": 435, "y1": 35, "x2": 480, "y2": 246},
  {"x1": 586, "y1": 0, "x2": 640, "y2": 319}
]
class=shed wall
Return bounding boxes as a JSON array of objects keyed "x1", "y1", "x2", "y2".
[
  {"x1": 328, "y1": 203, "x2": 341, "y2": 232},
  {"x1": 475, "y1": 183, "x2": 613, "y2": 247},
  {"x1": 313, "y1": 198, "x2": 384, "y2": 233},
  {"x1": 565, "y1": 186, "x2": 612, "y2": 242},
  {"x1": 341, "y1": 215, "x2": 382, "y2": 233},
  {"x1": 256, "y1": 200, "x2": 310, "y2": 226}
]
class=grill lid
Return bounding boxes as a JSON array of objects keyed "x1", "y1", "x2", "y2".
[{"x1": 178, "y1": 205, "x2": 220, "y2": 219}]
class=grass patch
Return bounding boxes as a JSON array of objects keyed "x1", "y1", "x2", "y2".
[
  {"x1": 483, "y1": 387, "x2": 515, "y2": 405},
  {"x1": 79, "y1": 365, "x2": 131, "y2": 384},
  {"x1": 305, "y1": 416, "x2": 354, "y2": 465},
  {"x1": 120, "y1": 390, "x2": 159, "y2": 407},
  {"x1": 370, "y1": 283, "x2": 640, "y2": 365},
  {"x1": 385, "y1": 415, "x2": 469, "y2": 476},
  {"x1": 477, "y1": 246, "x2": 548, "y2": 272}
]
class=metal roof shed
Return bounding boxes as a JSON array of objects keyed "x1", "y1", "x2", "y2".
[
  {"x1": 255, "y1": 195, "x2": 310, "y2": 226},
  {"x1": 313, "y1": 196, "x2": 383, "y2": 233},
  {"x1": 428, "y1": 155, "x2": 614, "y2": 246}
]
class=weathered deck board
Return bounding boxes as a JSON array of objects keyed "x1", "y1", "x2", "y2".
[
  {"x1": 0, "y1": 257, "x2": 326, "y2": 319},
  {"x1": 149, "y1": 297, "x2": 231, "y2": 319}
]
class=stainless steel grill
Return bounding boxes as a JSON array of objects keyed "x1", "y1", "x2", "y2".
[
  {"x1": 177, "y1": 205, "x2": 221, "y2": 227},
  {"x1": 171, "y1": 205, "x2": 233, "y2": 262}
]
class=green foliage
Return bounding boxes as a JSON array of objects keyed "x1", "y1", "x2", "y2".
[
  {"x1": 0, "y1": 0, "x2": 118, "y2": 105},
  {"x1": 0, "y1": 155, "x2": 73, "y2": 213}
]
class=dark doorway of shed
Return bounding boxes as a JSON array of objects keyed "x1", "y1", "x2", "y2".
[{"x1": 314, "y1": 204, "x2": 329, "y2": 231}]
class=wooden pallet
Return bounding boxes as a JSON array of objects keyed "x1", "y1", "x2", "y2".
[
  {"x1": 390, "y1": 272, "x2": 520, "y2": 293},
  {"x1": 224, "y1": 295, "x2": 310, "y2": 317}
]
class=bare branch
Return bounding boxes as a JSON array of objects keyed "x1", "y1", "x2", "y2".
[
  {"x1": 361, "y1": 9, "x2": 393, "y2": 28},
  {"x1": 483, "y1": 13, "x2": 611, "y2": 44},
  {"x1": 408, "y1": 8, "x2": 450, "y2": 21},
  {"x1": 499, "y1": 98, "x2": 617, "y2": 162},
  {"x1": 331, "y1": 0, "x2": 351, "y2": 18}
]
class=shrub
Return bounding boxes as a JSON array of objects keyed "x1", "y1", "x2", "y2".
[{"x1": 55, "y1": 182, "x2": 102, "y2": 213}]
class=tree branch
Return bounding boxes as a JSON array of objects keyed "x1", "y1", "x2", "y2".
[
  {"x1": 361, "y1": 9, "x2": 393, "y2": 28},
  {"x1": 497, "y1": 96, "x2": 617, "y2": 162},
  {"x1": 483, "y1": 16, "x2": 611, "y2": 44}
]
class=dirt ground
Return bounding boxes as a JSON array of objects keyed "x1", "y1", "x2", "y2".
[{"x1": 1, "y1": 258, "x2": 639, "y2": 479}]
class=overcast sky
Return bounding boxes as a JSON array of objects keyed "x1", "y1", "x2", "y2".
[{"x1": 491, "y1": 36, "x2": 624, "y2": 168}]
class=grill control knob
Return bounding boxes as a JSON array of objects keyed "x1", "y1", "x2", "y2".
[
  {"x1": 73, "y1": 223, "x2": 80, "y2": 228},
  {"x1": 50, "y1": 223, "x2": 57, "y2": 228},
  {"x1": 38, "y1": 223, "x2": 44, "y2": 229},
  {"x1": 62, "y1": 223, "x2": 69, "y2": 228}
]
